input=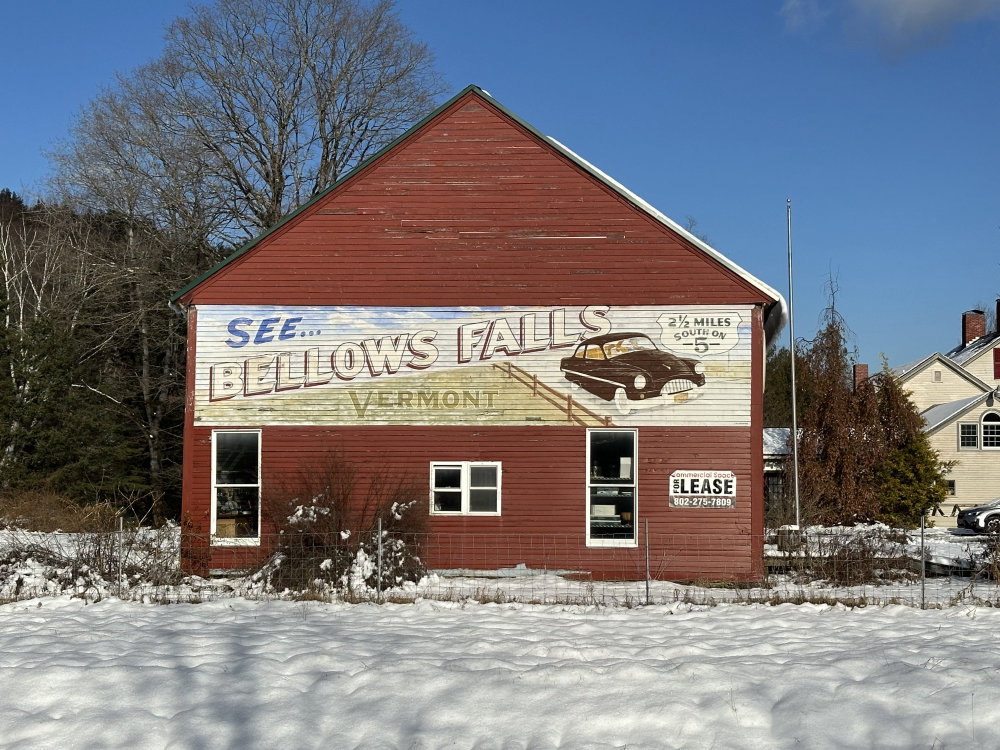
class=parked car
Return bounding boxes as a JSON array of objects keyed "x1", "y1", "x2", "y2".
[
  {"x1": 560, "y1": 332, "x2": 705, "y2": 414},
  {"x1": 957, "y1": 498, "x2": 1000, "y2": 533}
]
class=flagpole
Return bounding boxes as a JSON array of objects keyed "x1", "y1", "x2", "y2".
[{"x1": 786, "y1": 199, "x2": 801, "y2": 529}]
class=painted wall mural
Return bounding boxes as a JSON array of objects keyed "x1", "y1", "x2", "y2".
[{"x1": 194, "y1": 305, "x2": 754, "y2": 427}]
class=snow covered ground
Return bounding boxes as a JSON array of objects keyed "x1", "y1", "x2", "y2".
[
  {"x1": 3, "y1": 525, "x2": 1000, "y2": 747},
  {"x1": 2, "y1": 596, "x2": 999, "y2": 749}
]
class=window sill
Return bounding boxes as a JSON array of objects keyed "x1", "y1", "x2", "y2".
[
  {"x1": 586, "y1": 539, "x2": 638, "y2": 549},
  {"x1": 211, "y1": 536, "x2": 261, "y2": 547}
]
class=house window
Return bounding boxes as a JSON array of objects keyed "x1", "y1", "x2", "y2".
[
  {"x1": 212, "y1": 430, "x2": 260, "y2": 543},
  {"x1": 933, "y1": 370, "x2": 942, "y2": 383},
  {"x1": 947, "y1": 480, "x2": 956, "y2": 496},
  {"x1": 982, "y1": 413, "x2": 1000, "y2": 449},
  {"x1": 959, "y1": 423, "x2": 979, "y2": 449},
  {"x1": 587, "y1": 429, "x2": 637, "y2": 547},
  {"x1": 994, "y1": 348, "x2": 1000, "y2": 380},
  {"x1": 430, "y1": 462, "x2": 501, "y2": 515}
]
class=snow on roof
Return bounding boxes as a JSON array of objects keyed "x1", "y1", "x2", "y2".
[
  {"x1": 764, "y1": 427, "x2": 790, "y2": 456},
  {"x1": 920, "y1": 392, "x2": 990, "y2": 434},
  {"x1": 946, "y1": 330, "x2": 1000, "y2": 367}
]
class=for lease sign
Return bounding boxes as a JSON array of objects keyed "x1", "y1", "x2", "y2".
[{"x1": 669, "y1": 470, "x2": 736, "y2": 509}]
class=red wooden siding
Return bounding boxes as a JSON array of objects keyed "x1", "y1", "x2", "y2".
[
  {"x1": 183, "y1": 424, "x2": 761, "y2": 581},
  {"x1": 179, "y1": 93, "x2": 771, "y2": 310}
]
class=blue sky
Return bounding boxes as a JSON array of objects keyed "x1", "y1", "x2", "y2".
[{"x1": 2, "y1": 1, "x2": 998, "y2": 369}]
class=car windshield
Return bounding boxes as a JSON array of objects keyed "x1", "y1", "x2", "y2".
[
  {"x1": 602, "y1": 336, "x2": 657, "y2": 358},
  {"x1": 981, "y1": 497, "x2": 1000, "y2": 509}
]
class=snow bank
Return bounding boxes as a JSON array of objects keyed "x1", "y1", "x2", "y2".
[{"x1": 1, "y1": 597, "x2": 998, "y2": 748}]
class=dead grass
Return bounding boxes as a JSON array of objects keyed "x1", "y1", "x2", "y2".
[{"x1": 0, "y1": 490, "x2": 119, "y2": 533}]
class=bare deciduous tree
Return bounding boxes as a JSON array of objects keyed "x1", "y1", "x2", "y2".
[
  {"x1": 52, "y1": 0, "x2": 444, "y2": 244},
  {"x1": 35, "y1": 0, "x2": 443, "y2": 517}
]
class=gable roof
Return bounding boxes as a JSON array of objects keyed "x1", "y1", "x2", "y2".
[
  {"x1": 894, "y1": 351, "x2": 993, "y2": 392},
  {"x1": 172, "y1": 85, "x2": 786, "y2": 342}
]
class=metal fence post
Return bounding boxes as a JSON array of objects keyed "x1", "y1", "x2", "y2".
[
  {"x1": 645, "y1": 519, "x2": 650, "y2": 605},
  {"x1": 920, "y1": 514, "x2": 926, "y2": 610},
  {"x1": 377, "y1": 518, "x2": 383, "y2": 604},
  {"x1": 118, "y1": 515, "x2": 124, "y2": 599}
]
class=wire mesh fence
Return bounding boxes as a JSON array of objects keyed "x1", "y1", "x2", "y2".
[{"x1": 3, "y1": 524, "x2": 1000, "y2": 608}]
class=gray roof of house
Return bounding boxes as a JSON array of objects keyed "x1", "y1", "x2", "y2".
[
  {"x1": 946, "y1": 331, "x2": 1000, "y2": 367},
  {"x1": 921, "y1": 393, "x2": 991, "y2": 434}
]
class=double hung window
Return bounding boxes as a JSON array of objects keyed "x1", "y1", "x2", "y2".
[
  {"x1": 959, "y1": 423, "x2": 979, "y2": 449},
  {"x1": 430, "y1": 462, "x2": 501, "y2": 515},
  {"x1": 587, "y1": 429, "x2": 637, "y2": 547},
  {"x1": 212, "y1": 430, "x2": 261, "y2": 543}
]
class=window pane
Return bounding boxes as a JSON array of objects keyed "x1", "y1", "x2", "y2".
[
  {"x1": 434, "y1": 490, "x2": 461, "y2": 512},
  {"x1": 984, "y1": 425, "x2": 1000, "y2": 448},
  {"x1": 215, "y1": 487, "x2": 259, "y2": 537},
  {"x1": 470, "y1": 465, "x2": 497, "y2": 488},
  {"x1": 434, "y1": 466, "x2": 462, "y2": 489},
  {"x1": 469, "y1": 488, "x2": 497, "y2": 513},
  {"x1": 216, "y1": 432, "x2": 258, "y2": 484},
  {"x1": 590, "y1": 431, "x2": 635, "y2": 483},
  {"x1": 960, "y1": 424, "x2": 978, "y2": 448}
]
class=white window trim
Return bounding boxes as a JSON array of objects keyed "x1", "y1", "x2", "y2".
[
  {"x1": 958, "y1": 422, "x2": 979, "y2": 450},
  {"x1": 982, "y1": 412, "x2": 1000, "y2": 450},
  {"x1": 211, "y1": 429, "x2": 262, "y2": 546},
  {"x1": 429, "y1": 461, "x2": 502, "y2": 516},
  {"x1": 586, "y1": 428, "x2": 638, "y2": 549}
]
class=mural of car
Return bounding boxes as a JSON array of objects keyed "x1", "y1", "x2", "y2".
[{"x1": 560, "y1": 332, "x2": 706, "y2": 414}]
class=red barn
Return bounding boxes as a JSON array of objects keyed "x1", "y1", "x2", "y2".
[{"x1": 171, "y1": 86, "x2": 785, "y2": 582}]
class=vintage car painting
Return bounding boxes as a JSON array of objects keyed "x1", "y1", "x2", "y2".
[{"x1": 560, "y1": 332, "x2": 706, "y2": 414}]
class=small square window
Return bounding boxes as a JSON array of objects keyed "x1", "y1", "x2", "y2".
[{"x1": 430, "y1": 462, "x2": 501, "y2": 515}]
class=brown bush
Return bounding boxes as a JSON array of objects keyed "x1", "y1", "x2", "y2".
[
  {"x1": 0, "y1": 490, "x2": 119, "y2": 533},
  {"x1": 258, "y1": 450, "x2": 427, "y2": 595}
]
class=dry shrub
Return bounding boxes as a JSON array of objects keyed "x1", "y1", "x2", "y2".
[
  {"x1": 0, "y1": 490, "x2": 119, "y2": 532},
  {"x1": 802, "y1": 527, "x2": 912, "y2": 586},
  {"x1": 258, "y1": 450, "x2": 427, "y2": 595}
]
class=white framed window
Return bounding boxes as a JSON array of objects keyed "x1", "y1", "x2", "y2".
[
  {"x1": 430, "y1": 462, "x2": 501, "y2": 515},
  {"x1": 983, "y1": 413, "x2": 1000, "y2": 449},
  {"x1": 586, "y1": 429, "x2": 637, "y2": 548},
  {"x1": 211, "y1": 430, "x2": 261, "y2": 545},
  {"x1": 959, "y1": 423, "x2": 979, "y2": 449}
]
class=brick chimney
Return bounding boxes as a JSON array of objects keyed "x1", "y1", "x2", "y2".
[
  {"x1": 962, "y1": 310, "x2": 986, "y2": 348},
  {"x1": 853, "y1": 363, "x2": 869, "y2": 393}
]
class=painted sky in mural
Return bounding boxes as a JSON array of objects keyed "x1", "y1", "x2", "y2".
[{"x1": 195, "y1": 305, "x2": 753, "y2": 427}]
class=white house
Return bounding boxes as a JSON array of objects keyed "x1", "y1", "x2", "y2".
[{"x1": 894, "y1": 304, "x2": 1000, "y2": 520}]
